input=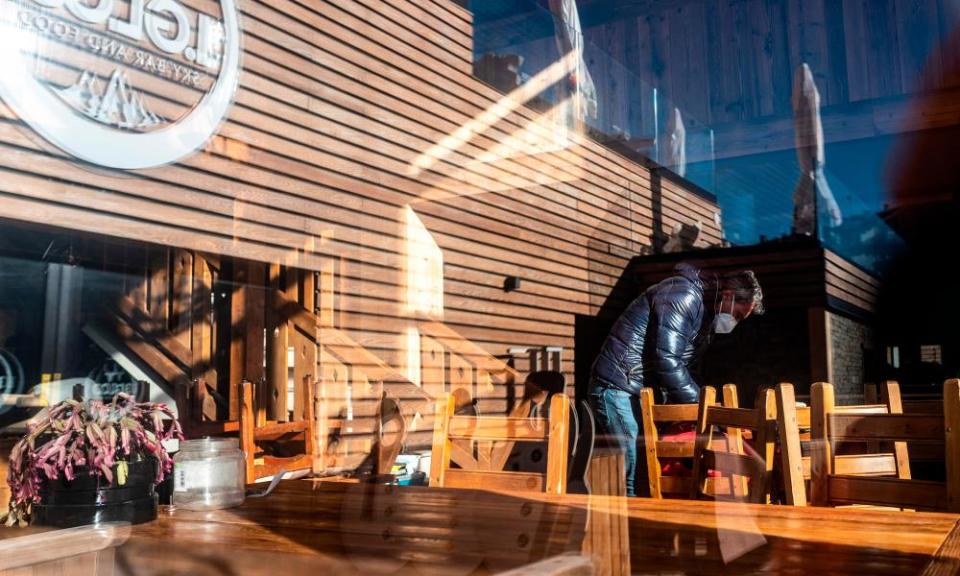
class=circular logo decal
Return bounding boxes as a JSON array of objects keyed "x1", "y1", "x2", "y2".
[
  {"x1": 0, "y1": 348, "x2": 24, "y2": 396},
  {"x1": 0, "y1": 0, "x2": 241, "y2": 169}
]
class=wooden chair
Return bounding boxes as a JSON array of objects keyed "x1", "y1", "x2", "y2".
[
  {"x1": 775, "y1": 382, "x2": 810, "y2": 506},
  {"x1": 639, "y1": 387, "x2": 740, "y2": 498},
  {"x1": 777, "y1": 381, "x2": 908, "y2": 506},
  {"x1": 866, "y1": 381, "x2": 944, "y2": 416},
  {"x1": 431, "y1": 392, "x2": 622, "y2": 573},
  {"x1": 809, "y1": 379, "x2": 960, "y2": 511},
  {"x1": 871, "y1": 381, "x2": 945, "y2": 465},
  {"x1": 239, "y1": 375, "x2": 317, "y2": 482},
  {"x1": 690, "y1": 385, "x2": 778, "y2": 503},
  {"x1": 490, "y1": 372, "x2": 589, "y2": 489},
  {"x1": 429, "y1": 392, "x2": 570, "y2": 494}
]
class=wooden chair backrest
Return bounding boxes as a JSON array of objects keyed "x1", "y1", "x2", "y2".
[
  {"x1": 810, "y1": 379, "x2": 960, "y2": 512},
  {"x1": 239, "y1": 375, "x2": 316, "y2": 483},
  {"x1": 776, "y1": 381, "x2": 904, "y2": 506},
  {"x1": 690, "y1": 385, "x2": 778, "y2": 503},
  {"x1": 866, "y1": 382, "x2": 944, "y2": 416},
  {"x1": 639, "y1": 387, "x2": 733, "y2": 498},
  {"x1": 430, "y1": 392, "x2": 570, "y2": 494}
]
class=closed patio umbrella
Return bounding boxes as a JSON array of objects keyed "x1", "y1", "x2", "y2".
[
  {"x1": 549, "y1": 0, "x2": 598, "y2": 127},
  {"x1": 666, "y1": 106, "x2": 686, "y2": 177},
  {"x1": 792, "y1": 63, "x2": 842, "y2": 236}
]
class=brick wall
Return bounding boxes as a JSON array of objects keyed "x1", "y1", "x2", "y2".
[{"x1": 829, "y1": 312, "x2": 876, "y2": 398}]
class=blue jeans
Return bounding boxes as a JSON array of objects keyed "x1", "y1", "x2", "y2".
[{"x1": 590, "y1": 386, "x2": 641, "y2": 496}]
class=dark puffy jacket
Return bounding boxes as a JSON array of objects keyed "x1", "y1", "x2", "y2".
[{"x1": 589, "y1": 263, "x2": 709, "y2": 403}]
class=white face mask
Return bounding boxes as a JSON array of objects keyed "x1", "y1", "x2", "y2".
[{"x1": 714, "y1": 295, "x2": 738, "y2": 334}]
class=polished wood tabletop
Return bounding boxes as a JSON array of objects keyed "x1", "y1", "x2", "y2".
[{"x1": 2, "y1": 480, "x2": 959, "y2": 575}]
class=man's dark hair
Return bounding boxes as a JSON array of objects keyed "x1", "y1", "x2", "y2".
[{"x1": 721, "y1": 270, "x2": 765, "y2": 315}]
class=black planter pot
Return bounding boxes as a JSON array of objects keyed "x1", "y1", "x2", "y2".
[{"x1": 32, "y1": 458, "x2": 159, "y2": 528}]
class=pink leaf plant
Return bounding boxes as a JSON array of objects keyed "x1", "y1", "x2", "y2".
[{"x1": 2, "y1": 393, "x2": 183, "y2": 527}]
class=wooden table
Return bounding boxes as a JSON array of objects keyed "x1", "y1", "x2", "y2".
[{"x1": 1, "y1": 480, "x2": 958, "y2": 575}]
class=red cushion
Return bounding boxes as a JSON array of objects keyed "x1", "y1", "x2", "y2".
[{"x1": 659, "y1": 423, "x2": 720, "y2": 478}]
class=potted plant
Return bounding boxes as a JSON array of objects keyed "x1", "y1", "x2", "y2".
[{"x1": 2, "y1": 392, "x2": 182, "y2": 527}]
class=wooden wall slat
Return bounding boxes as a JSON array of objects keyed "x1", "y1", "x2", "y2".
[{"x1": 0, "y1": 0, "x2": 723, "y2": 400}]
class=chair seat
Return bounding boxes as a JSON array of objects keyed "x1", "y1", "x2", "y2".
[{"x1": 659, "y1": 425, "x2": 721, "y2": 478}]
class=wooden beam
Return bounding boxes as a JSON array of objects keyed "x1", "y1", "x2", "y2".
[
  {"x1": 229, "y1": 260, "x2": 247, "y2": 422},
  {"x1": 244, "y1": 261, "x2": 266, "y2": 387},
  {"x1": 101, "y1": 319, "x2": 190, "y2": 393},
  {"x1": 946, "y1": 379, "x2": 960, "y2": 513},
  {"x1": 114, "y1": 295, "x2": 193, "y2": 371},
  {"x1": 190, "y1": 254, "x2": 216, "y2": 400},
  {"x1": 266, "y1": 263, "x2": 288, "y2": 421},
  {"x1": 170, "y1": 250, "x2": 193, "y2": 353}
]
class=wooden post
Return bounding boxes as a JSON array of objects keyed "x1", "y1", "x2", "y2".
[
  {"x1": 240, "y1": 380, "x2": 256, "y2": 483},
  {"x1": 244, "y1": 262, "x2": 266, "y2": 388},
  {"x1": 299, "y1": 269, "x2": 318, "y2": 447},
  {"x1": 190, "y1": 254, "x2": 216, "y2": 414},
  {"x1": 266, "y1": 264, "x2": 288, "y2": 421},
  {"x1": 228, "y1": 260, "x2": 247, "y2": 422},
  {"x1": 147, "y1": 247, "x2": 169, "y2": 326},
  {"x1": 126, "y1": 244, "x2": 147, "y2": 311},
  {"x1": 193, "y1": 379, "x2": 208, "y2": 428},
  {"x1": 945, "y1": 379, "x2": 960, "y2": 512},
  {"x1": 287, "y1": 269, "x2": 304, "y2": 420},
  {"x1": 171, "y1": 250, "x2": 193, "y2": 352},
  {"x1": 776, "y1": 383, "x2": 808, "y2": 506},
  {"x1": 302, "y1": 375, "x2": 316, "y2": 463},
  {"x1": 810, "y1": 382, "x2": 835, "y2": 506},
  {"x1": 290, "y1": 324, "x2": 317, "y2": 425},
  {"x1": 174, "y1": 379, "x2": 190, "y2": 436}
]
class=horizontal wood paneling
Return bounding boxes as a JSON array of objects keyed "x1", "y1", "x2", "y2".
[
  {"x1": 0, "y1": 0, "x2": 720, "y2": 395},
  {"x1": 628, "y1": 241, "x2": 879, "y2": 316}
]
